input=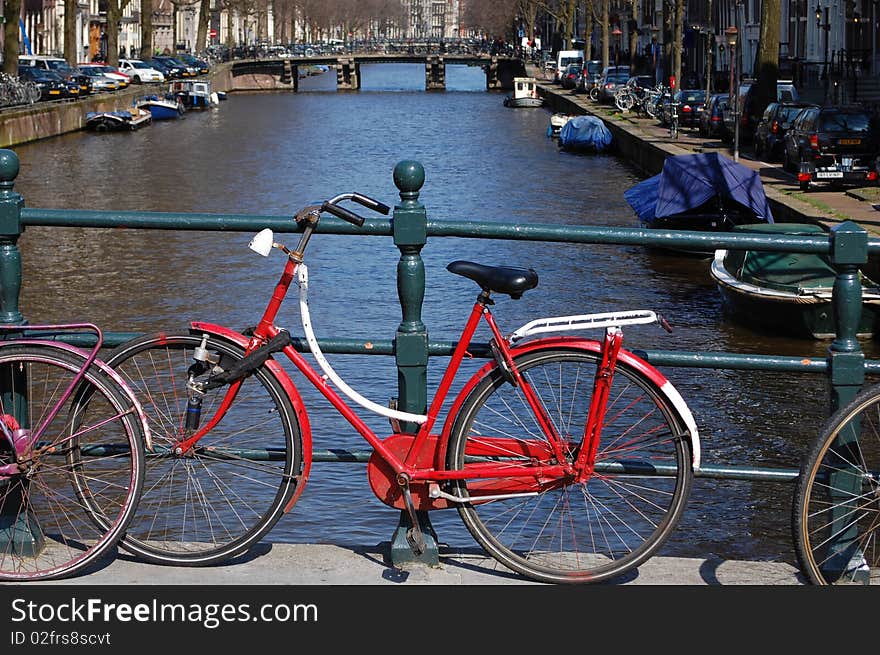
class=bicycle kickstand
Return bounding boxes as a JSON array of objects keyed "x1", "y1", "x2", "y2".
[{"x1": 397, "y1": 475, "x2": 426, "y2": 556}]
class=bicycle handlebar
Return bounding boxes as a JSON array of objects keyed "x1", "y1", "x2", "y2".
[{"x1": 318, "y1": 192, "x2": 391, "y2": 227}]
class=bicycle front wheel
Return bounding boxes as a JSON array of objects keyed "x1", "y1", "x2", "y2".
[
  {"x1": 793, "y1": 386, "x2": 880, "y2": 584},
  {"x1": 447, "y1": 347, "x2": 693, "y2": 584},
  {"x1": 0, "y1": 346, "x2": 145, "y2": 581},
  {"x1": 103, "y1": 332, "x2": 303, "y2": 566}
]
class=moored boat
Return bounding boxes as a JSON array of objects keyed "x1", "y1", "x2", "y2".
[
  {"x1": 624, "y1": 152, "x2": 774, "y2": 255},
  {"x1": 85, "y1": 107, "x2": 152, "y2": 132},
  {"x1": 710, "y1": 222, "x2": 880, "y2": 339},
  {"x1": 170, "y1": 79, "x2": 216, "y2": 109},
  {"x1": 503, "y1": 77, "x2": 543, "y2": 108},
  {"x1": 137, "y1": 94, "x2": 185, "y2": 120},
  {"x1": 557, "y1": 115, "x2": 612, "y2": 152},
  {"x1": 547, "y1": 113, "x2": 575, "y2": 138}
]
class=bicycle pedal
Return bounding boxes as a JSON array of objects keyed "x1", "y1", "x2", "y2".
[{"x1": 406, "y1": 527, "x2": 426, "y2": 556}]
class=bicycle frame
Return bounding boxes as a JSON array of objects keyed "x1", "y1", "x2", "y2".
[{"x1": 175, "y1": 238, "x2": 700, "y2": 511}]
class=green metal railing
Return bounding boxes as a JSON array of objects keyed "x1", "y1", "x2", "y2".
[{"x1": 0, "y1": 150, "x2": 877, "y2": 564}]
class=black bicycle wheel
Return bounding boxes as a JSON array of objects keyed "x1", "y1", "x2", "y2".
[
  {"x1": 447, "y1": 347, "x2": 693, "y2": 584},
  {"x1": 0, "y1": 346, "x2": 144, "y2": 580},
  {"x1": 102, "y1": 331, "x2": 303, "y2": 566},
  {"x1": 793, "y1": 385, "x2": 880, "y2": 585}
]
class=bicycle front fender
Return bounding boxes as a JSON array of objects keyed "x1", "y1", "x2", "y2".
[
  {"x1": 190, "y1": 321, "x2": 314, "y2": 506},
  {"x1": 440, "y1": 336, "x2": 701, "y2": 470}
]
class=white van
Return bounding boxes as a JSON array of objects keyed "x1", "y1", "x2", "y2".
[{"x1": 554, "y1": 49, "x2": 584, "y2": 83}]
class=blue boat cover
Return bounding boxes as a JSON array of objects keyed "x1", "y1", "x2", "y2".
[
  {"x1": 623, "y1": 152, "x2": 774, "y2": 225},
  {"x1": 558, "y1": 115, "x2": 613, "y2": 152}
]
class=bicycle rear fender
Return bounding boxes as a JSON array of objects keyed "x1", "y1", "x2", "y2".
[
  {"x1": 190, "y1": 321, "x2": 313, "y2": 508},
  {"x1": 440, "y1": 336, "x2": 701, "y2": 470}
]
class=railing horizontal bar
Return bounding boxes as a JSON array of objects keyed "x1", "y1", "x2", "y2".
[
  {"x1": 16, "y1": 331, "x2": 880, "y2": 375},
  {"x1": 21, "y1": 209, "x2": 880, "y2": 253}
]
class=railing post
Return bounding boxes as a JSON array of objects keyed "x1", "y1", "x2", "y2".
[
  {"x1": 388, "y1": 159, "x2": 438, "y2": 566},
  {"x1": 824, "y1": 220, "x2": 868, "y2": 582},
  {"x1": 0, "y1": 149, "x2": 42, "y2": 557}
]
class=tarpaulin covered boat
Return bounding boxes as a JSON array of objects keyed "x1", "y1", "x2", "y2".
[{"x1": 557, "y1": 115, "x2": 613, "y2": 152}]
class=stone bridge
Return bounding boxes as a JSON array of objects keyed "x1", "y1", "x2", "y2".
[{"x1": 226, "y1": 54, "x2": 526, "y2": 92}]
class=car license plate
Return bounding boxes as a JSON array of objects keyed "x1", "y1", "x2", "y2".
[
  {"x1": 839, "y1": 139, "x2": 861, "y2": 145},
  {"x1": 49, "y1": 90, "x2": 59, "y2": 95},
  {"x1": 815, "y1": 171, "x2": 844, "y2": 179}
]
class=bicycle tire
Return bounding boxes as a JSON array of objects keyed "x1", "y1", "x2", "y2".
[
  {"x1": 446, "y1": 346, "x2": 693, "y2": 584},
  {"x1": 793, "y1": 385, "x2": 880, "y2": 585},
  {"x1": 101, "y1": 331, "x2": 303, "y2": 566},
  {"x1": 588, "y1": 86, "x2": 599, "y2": 102},
  {"x1": 0, "y1": 345, "x2": 145, "y2": 580}
]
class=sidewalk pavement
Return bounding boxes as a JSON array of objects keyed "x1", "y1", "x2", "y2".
[{"x1": 26, "y1": 542, "x2": 804, "y2": 586}]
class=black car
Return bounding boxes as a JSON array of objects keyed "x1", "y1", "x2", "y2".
[
  {"x1": 661, "y1": 89, "x2": 705, "y2": 128},
  {"x1": 782, "y1": 104, "x2": 880, "y2": 191},
  {"x1": 146, "y1": 57, "x2": 186, "y2": 80},
  {"x1": 17, "y1": 67, "x2": 72, "y2": 101},
  {"x1": 699, "y1": 93, "x2": 729, "y2": 138},
  {"x1": 175, "y1": 53, "x2": 209, "y2": 75},
  {"x1": 152, "y1": 56, "x2": 196, "y2": 78},
  {"x1": 753, "y1": 101, "x2": 817, "y2": 161},
  {"x1": 560, "y1": 63, "x2": 580, "y2": 90}
]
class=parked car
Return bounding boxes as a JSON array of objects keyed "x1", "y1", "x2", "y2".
[
  {"x1": 699, "y1": 93, "x2": 730, "y2": 138},
  {"x1": 17, "y1": 66, "x2": 73, "y2": 101},
  {"x1": 661, "y1": 89, "x2": 705, "y2": 128},
  {"x1": 782, "y1": 104, "x2": 880, "y2": 191},
  {"x1": 174, "y1": 53, "x2": 209, "y2": 75},
  {"x1": 723, "y1": 79, "x2": 801, "y2": 143},
  {"x1": 560, "y1": 63, "x2": 580, "y2": 90},
  {"x1": 118, "y1": 59, "x2": 165, "y2": 83},
  {"x1": 577, "y1": 59, "x2": 602, "y2": 94},
  {"x1": 18, "y1": 55, "x2": 92, "y2": 96},
  {"x1": 78, "y1": 63, "x2": 130, "y2": 89},
  {"x1": 76, "y1": 66, "x2": 119, "y2": 93},
  {"x1": 598, "y1": 70, "x2": 630, "y2": 103},
  {"x1": 753, "y1": 101, "x2": 817, "y2": 161},
  {"x1": 151, "y1": 56, "x2": 196, "y2": 78}
]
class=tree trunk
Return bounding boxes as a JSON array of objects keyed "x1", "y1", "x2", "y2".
[
  {"x1": 140, "y1": 0, "x2": 153, "y2": 60},
  {"x1": 584, "y1": 0, "x2": 593, "y2": 58},
  {"x1": 3, "y1": 0, "x2": 20, "y2": 74},
  {"x1": 106, "y1": 2, "x2": 122, "y2": 66},
  {"x1": 672, "y1": 0, "x2": 683, "y2": 87},
  {"x1": 753, "y1": 0, "x2": 780, "y2": 121},
  {"x1": 601, "y1": 0, "x2": 609, "y2": 70},
  {"x1": 629, "y1": 0, "x2": 638, "y2": 74},
  {"x1": 64, "y1": 0, "x2": 77, "y2": 63},
  {"x1": 196, "y1": 0, "x2": 210, "y2": 52}
]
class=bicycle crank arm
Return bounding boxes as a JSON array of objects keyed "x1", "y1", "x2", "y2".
[{"x1": 428, "y1": 483, "x2": 539, "y2": 504}]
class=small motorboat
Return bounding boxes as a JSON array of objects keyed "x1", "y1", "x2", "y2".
[
  {"x1": 710, "y1": 222, "x2": 880, "y2": 339},
  {"x1": 623, "y1": 152, "x2": 774, "y2": 255},
  {"x1": 170, "y1": 79, "x2": 216, "y2": 109},
  {"x1": 547, "y1": 113, "x2": 575, "y2": 138},
  {"x1": 557, "y1": 115, "x2": 612, "y2": 153},
  {"x1": 137, "y1": 94, "x2": 185, "y2": 120},
  {"x1": 503, "y1": 77, "x2": 543, "y2": 108},
  {"x1": 85, "y1": 107, "x2": 152, "y2": 132}
]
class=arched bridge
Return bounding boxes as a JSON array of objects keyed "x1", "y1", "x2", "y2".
[{"x1": 229, "y1": 54, "x2": 526, "y2": 91}]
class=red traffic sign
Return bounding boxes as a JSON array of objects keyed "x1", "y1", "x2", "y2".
[{"x1": 209, "y1": 29, "x2": 217, "y2": 38}]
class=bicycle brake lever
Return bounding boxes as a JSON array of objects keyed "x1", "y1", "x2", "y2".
[{"x1": 294, "y1": 205, "x2": 322, "y2": 224}]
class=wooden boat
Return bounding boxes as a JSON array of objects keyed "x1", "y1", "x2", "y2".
[
  {"x1": 137, "y1": 94, "x2": 185, "y2": 120},
  {"x1": 557, "y1": 115, "x2": 612, "y2": 153},
  {"x1": 624, "y1": 152, "x2": 774, "y2": 255},
  {"x1": 503, "y1": 77, "x2": 543, "y2": 108},
  {"x1": 85, "y1": 107, "x2": 152, "y2": 132},
  {"x1": 710, "y1": 223, "x2": 880, "y2": 339}
]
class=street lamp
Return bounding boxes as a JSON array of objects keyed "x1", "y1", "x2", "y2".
[
  {"x1": 816, "y1": 3, "x2": 831, "y2": 98},
  {"x1": 612, "y1": 26, "x2": 622, "y2": 67},
  {"x1": 725, "y1": 26, "x2": 739, "y2": 161}
]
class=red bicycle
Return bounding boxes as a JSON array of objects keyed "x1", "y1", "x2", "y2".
[{"x1": 105, "y1": 193, "x2": 700, "y2": 584}]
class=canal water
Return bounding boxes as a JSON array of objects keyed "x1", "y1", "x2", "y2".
[{"x1": 11, "y1": 63, "x2": 872, "y2": 566}]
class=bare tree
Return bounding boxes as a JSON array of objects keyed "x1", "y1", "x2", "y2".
[
  {"x1": 601, "y1": 0, "x2": 608, "y2": 70},
  {"x1": 140, "y1": 0, "x2": 154, "y2": 59},
  {"x1": 672, "y1": 0, "x2": 682, "y2": 87},
  {"x1": 629, "y1": 0, "x2": 637, "y2": 74},
  {"x1": 105, "y1": 0, "x2": 136, "y2": 66},
  {"x1": 64, "y1": 0, "x2": 77, "y2": 63},
  {"x1": 196, "y1": 0, "x2": 210, "y2": 51}
]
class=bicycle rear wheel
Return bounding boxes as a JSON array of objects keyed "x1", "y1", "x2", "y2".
[
  {"x1": 101, "y1": 332, "x2": 303, "y2": 566},
  {"x1": 447, "y1": 347, "x2": 693, "y2": 584},
  {"x1": 793, "y1": 385, "x2": 880, "y2": 585},
  {"x1": 0, "y1": 346, "x2": 145, "y2": 580}
]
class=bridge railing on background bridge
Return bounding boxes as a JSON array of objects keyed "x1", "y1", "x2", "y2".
[{"x1": 0, "y1": 149, "x2": 877, "y2": 564}]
